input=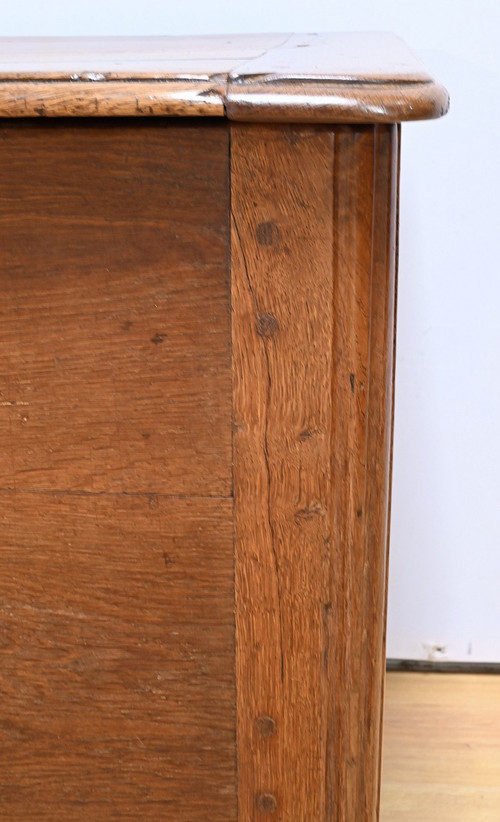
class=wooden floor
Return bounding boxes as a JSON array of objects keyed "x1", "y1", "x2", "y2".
[{"x1": 381, "y1": 672, "x2": 500, "y2": 821}]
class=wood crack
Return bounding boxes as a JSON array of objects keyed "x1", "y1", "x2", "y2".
[
  {"x1": 231, "y1": 209, "x2": 285, "y2": 684},
  {"x1": 0, "y1": 487, "x2": 232, "y2": 500}
]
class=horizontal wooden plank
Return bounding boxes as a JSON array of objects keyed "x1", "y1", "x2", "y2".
[
  {"x1": 0, "y1": 81, "x2": 226, "y2": 117},
  {"x1": 0, "y1": 34, "x2": 449, "y2": 122},
  {"x1": 0, "y1": 120, "x2": 231, "y2": 495},
  {"x1": 0, "y1": 492, "x2": 236, "y2": 820},
  {"x1": 226, "y1": 80, "x2": 449, "y2": 123}
]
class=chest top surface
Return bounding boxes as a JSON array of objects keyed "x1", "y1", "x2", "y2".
[{"x1": 0, "y1": 32, "x2": 448, "y2": 122}]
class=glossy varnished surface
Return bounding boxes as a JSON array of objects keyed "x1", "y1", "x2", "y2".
[
  {"x1": 227, "y1": 33, "x2": 448, "y2": 123},
  {"x1": 0, "y1": 33, "x2": 449, "y2": 121}
]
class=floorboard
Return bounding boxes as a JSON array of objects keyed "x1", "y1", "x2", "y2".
[{"x1": 381, "y1": 672, "x2": 500, "y2": 821}]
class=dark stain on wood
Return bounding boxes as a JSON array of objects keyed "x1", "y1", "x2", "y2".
[
  {"x1": 255, "y1": 715, "x2": 277, "y2": 738},
  {"x1": 256, "y1": 221, "x2": 280, "y2": 247}
]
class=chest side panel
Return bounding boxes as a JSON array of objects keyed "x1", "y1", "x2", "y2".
[
  {"x1": 0, "y1": 119, "x2": 236, "y2": 821},
  {"x1": 0, "y1": 119, "x2": 231, "y2": 496}
]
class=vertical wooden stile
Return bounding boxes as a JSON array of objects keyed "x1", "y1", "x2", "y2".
[
  {"x1": 325, "y1": 124, "x2": 399, "y2": 821},
  {"x1": 231, "y1": 123, "x2": 399, "y2": 821},
  {"x1": 231, "y1": 123, "x2": 335, "y2": 821}
]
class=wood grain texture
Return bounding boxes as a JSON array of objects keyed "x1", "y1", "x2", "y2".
[
  {"x1": 232, "y1": 123, "x2": 335, "y2": 822},
  {"x1": 231, "y1": 122, "x2": 398, "y2": 821},
  {"x1": 381, "y1": 673, "x2": 500, "y2": 822},
  {"x1": 326, "y1": 124, "x2": 399, "y2": 822},
  {"x1": 0, "y1": 493, "x2": 235, "y2": 820},
  {"x1": 0, "y1": 119, "x2": 231, "y2": 495},
  {"x1": 0, "y1": 117, "x2": 236, "y2": 820},
  {"x1": 226, "y1": 81, "x2": 448, "y2": 124},
  {"x1": 0, "y1": 33, "x2": 449, "y2": 122},
  {"x1": 0, "y1": 81, "x2": 226, "y2": 117}
]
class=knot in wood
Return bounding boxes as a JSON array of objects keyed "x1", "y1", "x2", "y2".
[{"x1": 256, "y1": 313, "x2": 279, "y2": 339}]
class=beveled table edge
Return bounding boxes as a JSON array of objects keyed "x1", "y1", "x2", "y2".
[{"x1": 0, "y1": 33, "x2": 449, "y2": 122}]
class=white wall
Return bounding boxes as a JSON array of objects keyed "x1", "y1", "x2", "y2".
[{"x1": 4, "y1": 1, "x2": 500, "y2": 662}]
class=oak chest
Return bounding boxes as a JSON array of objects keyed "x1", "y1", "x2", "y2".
[{"x1": 0, "y1": 34, "x2": 448, "y2": 821}]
